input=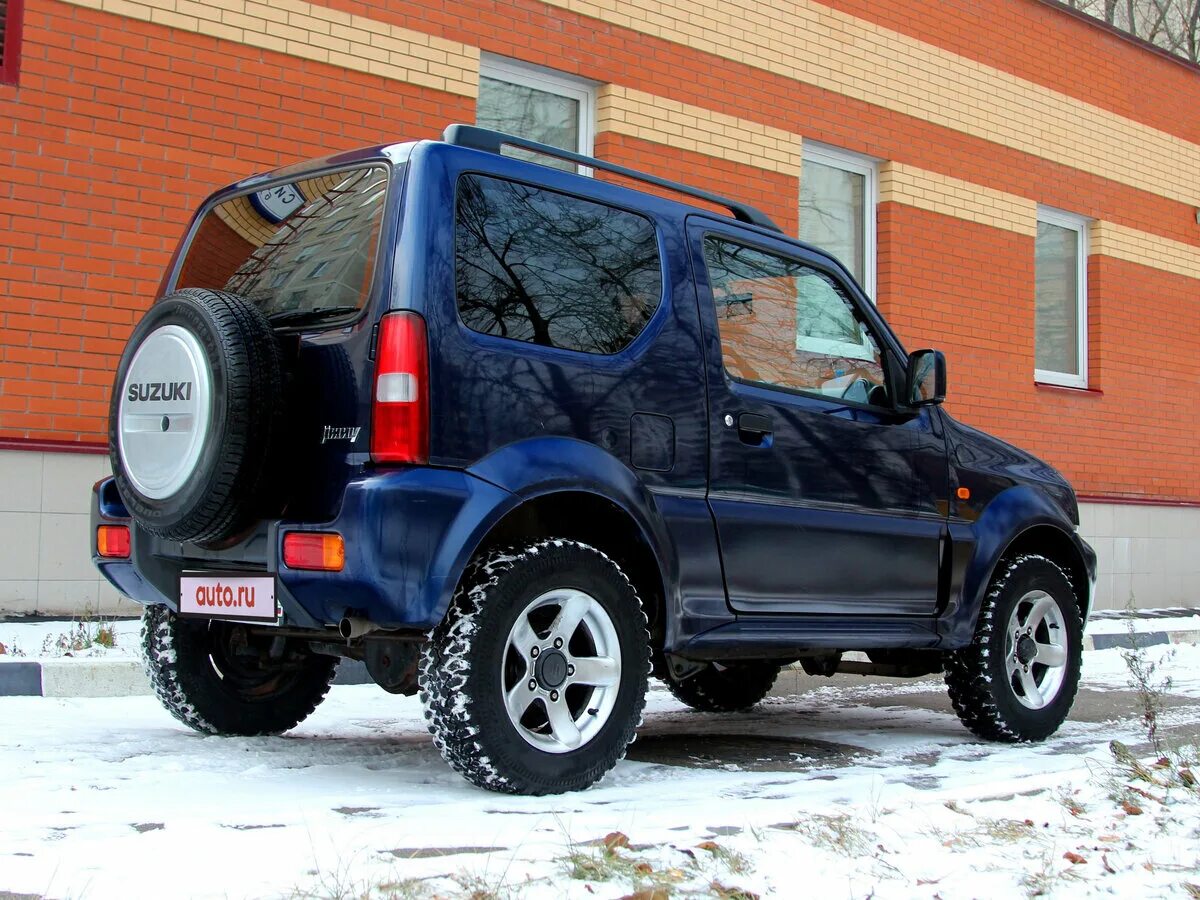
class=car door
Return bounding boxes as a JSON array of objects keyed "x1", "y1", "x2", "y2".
[{"x1": 689, "y1": 218, "x2": 949, "y2": 616}]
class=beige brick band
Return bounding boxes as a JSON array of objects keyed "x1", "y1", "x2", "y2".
[
  {"x1": 598, "y1": 85, "x2": 801, "y2": 176},
  {"x1": 63, "y1": 0, "x2": 479, "y2": 96},
  {"x1": 1090, "y1": 221, "x2": 1200, "y2": 282},
  {"x1": 541, "y1": 0, "x2": 1200, "y2": 209},
  {"x1": 880, "y1": 163, "x2": 1037, "y2": 236}
]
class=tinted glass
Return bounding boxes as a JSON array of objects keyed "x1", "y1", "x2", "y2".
[
  {"x1": 704, "y1": 237, "x2": 887, "y2": 405},
  {"x1": 175, "y1": 166, "x2": 389, "y2": 321},
  {"x1": 455, "y1": 175, "x2": 662, "y2": 354},
  {"x1": 799, "y1": 158, "x2": 865, "y2": 285},
  {"x1": 1035, "y1": 220, "x2": 1080, "y2": 375},
  {"x1": 477, "y1": 76, "x2": 579, "y2": 173}
]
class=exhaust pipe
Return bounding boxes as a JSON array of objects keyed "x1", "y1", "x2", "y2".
[{"x1": 339, "y1": 616, "x2": 378, "y2": 641}]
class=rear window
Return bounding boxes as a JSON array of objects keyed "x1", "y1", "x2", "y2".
[
  {"x1": 175, "y1": 165, "x2": 390, "y2": 324},
  {"x1": 454, "y1": 174, "x2": 663, "y2": 355}
]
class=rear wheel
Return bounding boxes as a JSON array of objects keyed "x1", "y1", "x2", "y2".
[
  {"x1": 419, "y1": 539, "x2": 649, "y2": 794},
  {"x1": 665, "y1": 662, "x2": 781, "y2": 712},
  {"x1": 141, "y1": 605, "x2": 337, "y2": 736},
  {"x1": 944, "y1": 554, "x2": 1083, "y2": 742}
]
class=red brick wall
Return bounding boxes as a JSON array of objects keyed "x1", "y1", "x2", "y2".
[
  {"x1": 820, "y1": 0, "x2": 1200, "y2": 144},
  {"x1": 594, "y1": 133, "x2": 799, "y2": 236},
  {"x1": 0, "y1": 0, "x2": 471, "y2": 442},
  {"x1": 1, "y1": 0, "x2": 1198, "y2": 507},
  {"x1": 879, "y1": 202, "x2": 1200, "y2": 502}
]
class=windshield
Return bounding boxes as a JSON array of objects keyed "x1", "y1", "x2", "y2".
[{"x1": 174, "y1": 165, "x2": 391, "y2": 323}]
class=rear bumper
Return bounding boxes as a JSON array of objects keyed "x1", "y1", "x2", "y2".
[{"x1": 91, "y1": 468, "x2": 514, "y2": 630}]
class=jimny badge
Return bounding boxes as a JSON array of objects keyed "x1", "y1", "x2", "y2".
[{"x1": 322, "y1": 425, "x2": 362, "y2": 444}]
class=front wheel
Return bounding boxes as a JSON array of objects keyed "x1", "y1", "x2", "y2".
[
  {"x1": 419, "y1": 539, "x2": 649, "y2": 794},
  {"x1": 141, "y1": 605, "x2": 337, "y2": 736},
  {"x1": 944, "y1": 554, "x2": 1083, "y2": 742}
]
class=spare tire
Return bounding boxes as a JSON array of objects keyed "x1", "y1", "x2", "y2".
[{"x1": 109, "y1": 288, "x2": 283, "y2": 544}]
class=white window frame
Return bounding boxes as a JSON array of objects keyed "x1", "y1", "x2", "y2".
[
  {"x1": 477, "y1": 55, "x2": 596, "y2": 159},
  {"x1": 794, "y1": 272, "x2": 877, "y2": 362},
  {"x1": 1034, "y1": 206, "x2": 1089, "y2": 389},
  {"x1": 800, "y1": 142, "x2": 878, "y2": 300}
]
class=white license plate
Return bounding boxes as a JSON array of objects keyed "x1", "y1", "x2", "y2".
[{"x1": 179, "y1": 574, "x2": 278, "y2": 623}]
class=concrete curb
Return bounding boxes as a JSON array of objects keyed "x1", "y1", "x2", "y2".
[
  {"x1": 1083, "y1": 629, "x2": 1200, "y2": 651},
  {"x1": 0, "y1": 658, "x2": 150, "y2": 698},
  {"x1": 1, "y1": 627, "x2": 1196, "y2": 698},
  {"x1": 0, "y1": 656, "x2": 373, "y2": 697}
]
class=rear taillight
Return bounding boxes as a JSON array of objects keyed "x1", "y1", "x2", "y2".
[
  {"x1": 282, "y1": 532, "x2": 345, "y2": 571},
  {"x1": 370, "y1": 311, "x2": 429, "y2": 464},
  {"x1": 97, "y1": 525, "x2": 131, "y2": 558}
]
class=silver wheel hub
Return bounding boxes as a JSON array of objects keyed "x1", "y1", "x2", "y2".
[
  {"x1": 502, "y1": 588, "x2": 622, "y2": 755},
  {"x1": 1005, "y1": 590, "x2": 1069, "y2": 710},
  {"x1": 117, "y1": 324, "x2": 213, "y2": 500}
]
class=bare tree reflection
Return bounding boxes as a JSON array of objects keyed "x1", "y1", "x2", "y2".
[{"x1": 455, "y1": 175, "x2": 662, "y2": 355}]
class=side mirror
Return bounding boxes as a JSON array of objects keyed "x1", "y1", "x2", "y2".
[{"x1": 906, "y1": 349, "x2": 947, "y2": 406}]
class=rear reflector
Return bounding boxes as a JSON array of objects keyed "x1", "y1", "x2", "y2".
[
  {"x1": 97, "y1": 525, "x2": 131, "y2": 559},
  {"x1": 370, "y1": 312, "x2": 429, "y2": 464},
  {"x1": 282, "y1": 532, "x2": 345, "y2": 571}
]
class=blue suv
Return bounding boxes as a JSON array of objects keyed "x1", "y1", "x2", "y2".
[{"x1": 92, "y1": 125, "x2": 1096, "y2": 794}]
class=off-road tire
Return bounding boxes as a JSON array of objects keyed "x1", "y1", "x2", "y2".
[
  {"x1": 110, "y1": 288, "x2": 283, "y2": 544},
  {"x1": 665, "y1": 662, "x2": 781, "y2": 712},
  {"x1": 944, "y1": 554, "x2": 1083, "y2": 742},
  {"x1": 141, "y1": 604, "x2": 337, "y2": 736},
  {"x1": 419, "y1": 539, "x2": 650, "y2": 795}
]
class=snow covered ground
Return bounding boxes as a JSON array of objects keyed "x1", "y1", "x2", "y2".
[{"x1": 1, "y1": 643, "x2": 1198, "y2": 899}]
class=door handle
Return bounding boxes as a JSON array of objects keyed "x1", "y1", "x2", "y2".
[{"x1": 736, "y1": 412, "x2": 773, "y2": 445}]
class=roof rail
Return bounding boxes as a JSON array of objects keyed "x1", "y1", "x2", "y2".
[{"x1": 441, "y1": 124, "x2": 782, "y2": 233}]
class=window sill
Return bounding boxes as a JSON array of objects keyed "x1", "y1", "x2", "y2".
[{"x1": 1034, "y1": 380, "x2": 1103, "y2": 396}]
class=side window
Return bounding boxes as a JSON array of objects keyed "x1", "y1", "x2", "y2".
[
  {"x1": 703, "y1": 237, "x2": 888, "y2": 405},
  {"x1": 455, "y1": 174, "x2": 663, "y2": 354}
]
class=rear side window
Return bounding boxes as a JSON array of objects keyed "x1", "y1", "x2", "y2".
[
  {"x1": 455, "y1": 174, "x2": 662, "y2": 354},
  {"x1": 175, "y1": 166, "x2": 389, "y2": 323}
]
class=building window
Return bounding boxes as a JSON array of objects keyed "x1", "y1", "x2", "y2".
[
  {"x1": 799, "y1": 143, "x2": 877, "y2": 298},
  {"x1": 1, "y1": 0, "x2": 25, "y2": 86},
  {"x1": 477, "y1": 56, "x2": 595, "y2": 172},
  {"x1": 1034, "y1": 207, "x2": 1088, "y2": 388}
]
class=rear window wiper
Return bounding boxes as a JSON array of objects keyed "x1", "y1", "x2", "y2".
[{"x1": 267, "y1": 306, "x2": 360, "y2": 326}]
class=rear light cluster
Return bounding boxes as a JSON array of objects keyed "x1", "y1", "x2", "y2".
[
  {"x1": 96, "y1": 525, "x2": 131, "y2": 559},
  {"x1": 282, "y1": 532, "x2": 345, "y2": 571},
  {"x1": 371, "y1": 311, "x2": 429, "y2": 464}
]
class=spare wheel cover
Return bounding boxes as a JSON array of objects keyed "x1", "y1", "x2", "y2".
[{"x1": 117, "y1": 323, "x2": 213, "y2": 500}]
